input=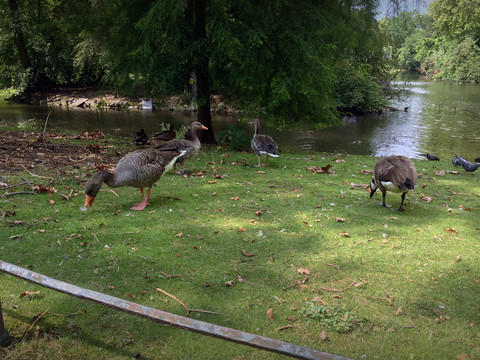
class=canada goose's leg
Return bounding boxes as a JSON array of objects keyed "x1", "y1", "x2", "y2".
[
  {"x1": 396, "y1": 193, "x2": 406, "y2": 211},
  {"x1": 379, "y1": 190, "x2": 392, "y2": 208}
]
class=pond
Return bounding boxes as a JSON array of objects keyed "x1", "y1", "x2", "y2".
[{"x1": 0, "y1": 73, "x2": 479, "y2": 161}]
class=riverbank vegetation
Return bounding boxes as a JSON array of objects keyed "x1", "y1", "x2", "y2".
[
  {"x1": 380, "y1": 0, "x2": 480, "y2": 82},
  {"x1": 0, "y1": 128, "x2": 479, "y2": 359},
  {"x1": 0, "y1": 0, "x2": 392, "y2": 140}
]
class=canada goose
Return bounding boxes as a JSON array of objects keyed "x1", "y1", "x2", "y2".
[
  {"x1": 154, "y1": 121, "x2": 207, "y2": 175},
  {"x1": 84, "y1": 148, "x2": 185, "y2": 210},
  {"x1": 251, "y1": 118, "x2": 279, "y2": 167},
  {"x1": 133, "y1": 128, "x2": 148, "y2": 146},
  {"x1": 452, "y1": 155, "x2": 480, "y2": 174},
  {"x1": 419, "y1": 153, "x2": 439, "y2": 161},
  {"x1": 152, "y1": 124, "x2": 176, "y2": 142},
  {"x1": 370, "y1": 155, "x2": 417, "y2": 211}
]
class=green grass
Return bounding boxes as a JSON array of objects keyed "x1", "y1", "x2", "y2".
[{"x1": 1, "y1": 135, "x2": 479, "y2": 360}]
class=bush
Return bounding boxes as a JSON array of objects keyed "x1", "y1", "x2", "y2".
[{"x1": 218, "y1": 125, "x2": 251, "y2": 151}]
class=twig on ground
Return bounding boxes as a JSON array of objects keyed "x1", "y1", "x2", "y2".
[
  {"x1": 20, "y1": 309, "x2": 49, "y2": 341},
  {"x1": 320, "y1": 280, "x2": 358, "y2": 293},
  {"x1": 155, "y1": 287, "x2": 217, "y2": 317},
  {"x1": 326, "y1": 263, "x2": 341, "y2": 270}
]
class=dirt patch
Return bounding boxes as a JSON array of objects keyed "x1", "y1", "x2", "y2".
[{"x1": 0, "y1": 130, "x2": 121, "y2": 176}]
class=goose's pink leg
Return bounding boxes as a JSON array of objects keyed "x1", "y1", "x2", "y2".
[{"x1": 131, "y1": 188, "x2": 151, "y2": 211}]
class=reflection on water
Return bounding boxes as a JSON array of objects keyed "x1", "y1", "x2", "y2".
[{"x1": 1, "y1": 73, "x2": 479, "y2": 160}]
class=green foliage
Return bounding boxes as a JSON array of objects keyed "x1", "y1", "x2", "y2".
[
  {"x1": 334, "y1": 62, "x2": 387, "y2": 114},
  {"x1": 218, "y1": 125, "x2": 251, "y2": 151},
  {"x1": 299, "y1": 303, "x2": 367, "y2": 333}
]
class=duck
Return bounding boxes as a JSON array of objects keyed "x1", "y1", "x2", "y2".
[
  {"x1": 133, "y1": 128, "x2": 148, "y2": 146},
  {"x1": 84, "y1": 148, "x2": 185, "y2": 211},
  {"x1": 152, "y1": 124, "x2": 176, "y2": 142},
  {"x1": 154, "y1": 121, "x2": 208, "y2": 175},
  {"x1": 451, "y1": 155, "x2": 480, "y2": 174},
  {"x1": 369, "y1": 155, "x2": 418, "y2": 211},
  {"x1": 475, "y1": 157, "x2": 480, "y2": 163},
  {"x1": 419, "y1": 153, "x2": 439, "y2": 161},
  {"x1": 251, "y1": 118, "x2": 279, "y2": 167}
]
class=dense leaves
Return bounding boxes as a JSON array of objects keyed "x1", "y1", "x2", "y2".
[
  {"x1": 0, "y1": 0, "x2": 392, "y2": 133},
  {"x1": 380, "y1": 0, "x2": 480, "y2": 82}
]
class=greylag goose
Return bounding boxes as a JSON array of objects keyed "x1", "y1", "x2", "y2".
[
  {"x1": 152, "y1": 124, "x2": 176, "y2": 142},
  {"x1": 370, "y1": 155, "x2": 417, "y2": 211},
  {"x1": 84, "y1": 148, "x2": 185, "y2": 210},
  {"x1": 154, "y1": 121, "x2": 207, "y2": 175},
  {"x1": 133, "y1": 128, "x2": 148, "y2": 146},
  {"x1": 452, "y1": 155, "x2": 480, "y2": 174},
  {"x1": 251, "y1": 118, "x2": 279, "y2": 167}
]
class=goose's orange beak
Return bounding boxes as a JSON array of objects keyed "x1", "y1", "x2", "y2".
[
  {"x1": 85, "y1": 195, "x2": 95, "y2": 207},
  {"x1": 201, "y1": 125, "x2": 208, "y2": 130}
]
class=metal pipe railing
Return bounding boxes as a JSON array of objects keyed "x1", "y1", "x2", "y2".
[{"x1": 0, "y1": 260, "x2": 354, "y2": 359}]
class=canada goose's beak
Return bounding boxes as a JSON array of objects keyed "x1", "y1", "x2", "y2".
[
  {"x1": 201, "y1": 125, "x2": 208, "y2": 130},
  {"x1": 85, "y1": 195, "x2": 95, "y2": 207}
]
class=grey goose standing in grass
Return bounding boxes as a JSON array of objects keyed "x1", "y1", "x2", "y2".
[
  {"x1": 154, "y1": 121, "x2": 208, "y2": 175},
  {"x1": 84, "y1": 148, "x2": 185, "y2": 211},
  {"x1": 251, "y1": 118, "x2": 279, "y2": 167},
  {"x1": 370, "y1": 155, "x2": 418, "y2": 211}
]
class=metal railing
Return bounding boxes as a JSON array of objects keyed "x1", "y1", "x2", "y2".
[{"x1": 0, "y1": 260, "x2": 354, "y2": 360}]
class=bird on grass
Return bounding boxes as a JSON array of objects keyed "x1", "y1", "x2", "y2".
[
  {"x1": 419, "y1": 153, "x2": 439, "y2": 161},
  {"x1": 451, "y1": 155, "x2": 480, "y2": 174},
  {"x1": 84, "y1": 148, "x2": 185, "y2": 211},
  {"x1": 154, "y1": 121, "x2": 207, "y2": 176},
  {"x1": 370, "y1": 155, "x2": 418, "y2": 211},
  {"x1": 152, "y1": 124, "x2": 176, "y2": 142},
  {"x1": 251, "y1": 118, "x2": 279, "y2": 167},
  {"x1": 133, "y1": 128, "x2": 148, "y2": 146}
]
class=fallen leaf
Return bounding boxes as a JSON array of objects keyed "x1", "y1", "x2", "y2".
[
  {"x1": 457, "y1": 354, "x2": 468, "y2": 360},
  {"x1": 340, "y1": 231, "x2": 350, "y2": 237},
  {"x1": 395, "y1": 307, "x2": 403, "y2": 315},
  {"x1": 225, "y1": 280, "x2": 234, "y2": 287},
  {"x1": 456, "y1": 255, "x2": 461, "y2": 262},
  {"x1": 420, "y1": 194, "x2": 434, "y2": 202},
  {"x1": 297, "y1": 268, "x2": 311, "y2": 275},
  {"x1": 207, "y1": 180, "x2": 217, "y2": 184},
  {"x1": 48, "y1": 199, "x2": 55, "y2": 205},
  {"x1": 175, "y1": 232, "x2": 183, "y2": 238},
  {"x1": 230, "y1": 196, "x2": 239, "y2": 201},
  {"x1": 19, "y1": 291, "x2": 40, "y2": 299},
  {"x1": 267, "y1": 308, "x2": 274, "y2": 322},
  {"x1": 444, "y1": 227, "x2": 458, "y2": 234},
  {"x1": 305, "y1": 164, "x2": 334, "y2": 174},
  {"x1": 319, "y1": 331, "x2": 329, "y2": 341},
  {"x1": 335, "y1": 217, "x2": 345, "y2": 222},
  {"x1": 241, "y1": 249, "x2": 256, "y2": 257},
  {"x1": 237, "y1": 227, "x2": 246, "y2": 232}
]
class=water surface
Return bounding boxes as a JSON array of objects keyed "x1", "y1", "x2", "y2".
[{"x1": 0, "y1": 74, "x2": 479, "y2": 160}]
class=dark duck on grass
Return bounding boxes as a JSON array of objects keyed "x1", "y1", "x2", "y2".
[
  {"x1": 370, "y1": 155, "x2": 418, "y2": 211},
  {"x1": 452, "y1": 155, "x2": 480, "y2": 174},
  {"x1": 152, "y1": 124, "x2": 176, "y2": 142},
  {"x1": 251, "y1": 118, "x2": 279, "y2": 167},
  {"x1": 419, "y1": 153, "x2": 439, "y2": 161},
  {"x1": 84, "y1": 148, "x2": 185, "y2": 211},
  {"x1": 134, "y1": 128, "x2": 148, "y2": 146}
]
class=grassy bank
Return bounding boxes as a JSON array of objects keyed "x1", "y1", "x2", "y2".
[{"x1": 1, "y1": 130, "x2": 479, "y2": 359}]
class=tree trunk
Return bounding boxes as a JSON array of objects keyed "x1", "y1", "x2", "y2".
[
  {"x1": 8, "y1": 0, "x2": 32, "y2": 70},
  {"x1": 193, "y1": 0, "x2": 216, "y2": 143}
]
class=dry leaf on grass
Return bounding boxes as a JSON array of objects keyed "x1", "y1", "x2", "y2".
[
  {"x1": 266, "y1": 308, "x2": 274, "y2": 322},
  {"x1": 297, "y1": 268, "x2": 311, "y2": 275},
  {"x1": 444, "y1": 227, "x2": 458, "y2": 234},
  {"x1": 19, "y1": 291, "x2": 40, "y2": 299},
  {"x1": 306, "y1": 164, "x2": 334, "y2": 174},
  {"x1": 420, "y1": 194, "x2": 434, "y2": 202}
]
